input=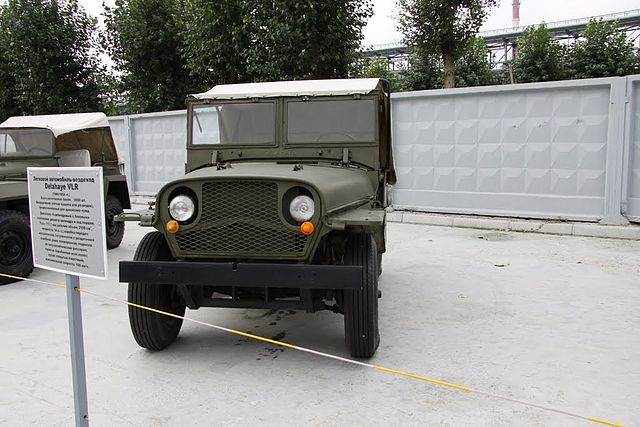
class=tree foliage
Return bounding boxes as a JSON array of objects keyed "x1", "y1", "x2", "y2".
[
  {"x1": 511, "y1": 23, "x2": 566, "y2": 83},
  {"x1": 103, "y1": 0, "x2": 196, "y2": 114},
  {"x1": 454, "y1": 37, "x2": 497, "y2": 87},
  {"x1": 399, "y1": 51, "x2": 442, "y2": 91},
  {"x1": 398, "y1": 38, "x2": 496, "y2": 91},
  {"x1": 175, "y1": 0, "x2": 372, "y2": 88},
  {"x1": 249, "y1": 1, "x2": 373, "y2": 81},
  {"x1": 569, "y1": 19, "x2": 639, "y2": 79},
  {"x1": 0, "y1": 0, "x2": 103, "y2": 120},
  {"x1": 173, "y1": 0, "x2": 252, "y2": 88},
  {"x1": 398, "y1": 0, "x2": 498, "y2": 88},
  {"x1": 355, "y1": 57, "x2": 401, "y2": 91}
]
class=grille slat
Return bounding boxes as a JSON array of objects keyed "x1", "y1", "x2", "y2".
[{"x1": 175, "y1": 181, "x2": 308, "y2": 257}]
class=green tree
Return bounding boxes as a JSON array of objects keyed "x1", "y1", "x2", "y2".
[
  {"x1": 0, "y1": 0, "x2": 102, "y2": 119},
  {"x1": 398, "y1": 0, "x2": 498, "y2": 88},
  {"x1": 455, "y1": 37, "x2": 498, "y2": 87},
  {"x1": 173, "y1": 0, "x2": 252, "y2": 88},
  {"x1": 103, "y1": 0, "x2": 196, "y2": 113},
  {"x1": 175, "y1": 0, "x2": 372, "y2": 86},
  {"x1": 569, "y1": 19, "x2": 638, "y2": 79},
  {"x1": 399, "y1": 38, "x2": 497, "y2": 92},
  {"x1": 0, "y1": 26, "x2": 19, "y2": 120},
  {"x1": 355, "y1": 57, "x2": 401, "y2": 91},
  {"x1": 400, "y1": 50, "x2": 443, "y2": 91},
  {"x1": 511, "y1": 24, "x2": 566, "y2": 83},
  {"x1": 248, "y1": 1, "x2": 373, "y2": 81}
]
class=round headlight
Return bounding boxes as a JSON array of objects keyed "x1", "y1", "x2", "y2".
[
  {"x1": 169, "y1": 195, "x2": 195, "y2": 222},
  {"x1": 289, "y1": 195, "x2": 315, "y2": 222}
]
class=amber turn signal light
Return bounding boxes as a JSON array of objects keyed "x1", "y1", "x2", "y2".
[
  {"x1": 166, "y1": 220, "x2": 180, "y2": 234},
  {"x1": 300, "y1": 221, "x2": 314, "y2": 236}
]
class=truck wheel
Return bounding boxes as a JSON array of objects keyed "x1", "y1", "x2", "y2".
[
  {"x1": 105, "y1": 195, "x2": 125, "y2": 249},
  {"x1": 343, "y1": 233, "x2": 380, "y2": 358},
  {"x1": 128, "y1": 232, "x2": 185, "y2": 350},
  {"x1": 0, "y1": 211, "x2": 34, "y2": 285}
]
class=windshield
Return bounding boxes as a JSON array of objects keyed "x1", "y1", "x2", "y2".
[
  {"x1": 191, "y1": 102, "x2": 275, "y2": 146},
  {"x1": 0, "y1": 128, "x2": 54, "y2": 158},
  {"x1": 287, "y1": 99, "x2": 376, "y2": 144}
]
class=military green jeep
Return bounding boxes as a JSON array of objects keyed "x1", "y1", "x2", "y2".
[
  {"x1": 0, "y1": 113, "x2": 130, "y2": 285},
  {"x1": 119, "y1": 78, "x2": 395, "y2": 358}
]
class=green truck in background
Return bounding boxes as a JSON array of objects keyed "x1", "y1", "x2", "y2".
[{"x1": 0, "y1": 113, "x2": 130, "y2": 285}]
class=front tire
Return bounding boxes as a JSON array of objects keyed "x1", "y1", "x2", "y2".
[
  {"x1": 128, "y1": 232, "x2": 185, "y2": 350},
  {"x1": 343, "y1": 233, "x2": 380, "y2": 358},
  {"x1": 0, "y1": 211, "x2": 34, "y2": 285},
  {"x1": 105, "y1": 195, "x2": 125, "y2": 249}
]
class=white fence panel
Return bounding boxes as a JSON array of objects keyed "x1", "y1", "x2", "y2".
[
  {"x1": 625, "y1": 76, "x2": 640, "y2": 222},
  {"x1": 106, "y1": 116, "x2": 132, "y2": 192},
  {"x1": 128, "y1": 110, "x2": 186, "y2": 195},
  {"x1": 391, "y1": 78, "x2": 629, "y2": 223}
]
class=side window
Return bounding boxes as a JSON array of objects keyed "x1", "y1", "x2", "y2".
[{"x1": 0, "y1": 133, "x2": 17, "y2": 154}]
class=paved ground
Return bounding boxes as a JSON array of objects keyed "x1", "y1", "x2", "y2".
[{"x1": 1, "y1": 220, "x2": 639, "y2": 426}]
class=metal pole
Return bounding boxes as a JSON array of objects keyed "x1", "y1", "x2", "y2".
[{"x1": 65, "y1": 274, "x2": 89, "y2": 427}]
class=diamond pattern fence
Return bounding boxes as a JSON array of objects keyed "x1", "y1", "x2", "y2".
[{"x1": 392, "y1": 76, "x2": 636, "y2": 224}]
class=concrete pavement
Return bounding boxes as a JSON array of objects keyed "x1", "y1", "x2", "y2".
[{"x1": 1, "y1": 221, "x2": 638, "y2": 426}]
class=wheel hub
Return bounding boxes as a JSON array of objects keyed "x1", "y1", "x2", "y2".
[
  {"x1": 107, "y1": 207, "x2": 119, "y2": 236},
  {"x1": 0, "y1": 230, "x2": 27, "y2": 266}
]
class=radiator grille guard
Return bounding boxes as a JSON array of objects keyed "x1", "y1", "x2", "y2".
[{"x1": 174, "y1": 181, "x2": 309, "y2": 258}]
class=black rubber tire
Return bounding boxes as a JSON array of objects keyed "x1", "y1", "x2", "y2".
[
  {"x1": 0, "y1": 210, "x2": 34, "y2": 285},
  {"x1": 105, "y1": 195, "x2": 125, "y2": 249},
  {"x1": 343, "y1": 233, "x2": 380, "y2": 358},
  {"x1": 128, "y1": 232, "x2": 185, "y2": 350}
]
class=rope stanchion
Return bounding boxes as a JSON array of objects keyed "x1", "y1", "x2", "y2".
[{"x1": 1, "y1": 272, "x2": 626, "y2": 427}]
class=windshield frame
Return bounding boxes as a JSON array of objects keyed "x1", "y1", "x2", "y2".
[
  {"x1": 284, "y1": 95, "x2": 379, "y2": 148},
  {"x1": 187, "y1": 99, "x2": 278, "y2": 149},
  {"x1": 0, "y1": 127, "x2": 56, "y2": 160}
]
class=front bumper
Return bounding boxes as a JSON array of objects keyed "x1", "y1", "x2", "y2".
[{"x1": 119, "y1": 261, "x2": 363, "y2": 290}]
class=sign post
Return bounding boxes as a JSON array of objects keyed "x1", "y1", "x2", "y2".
[
  {"x1": 27, "y1": 167, "x2": 108, "y2": 427},
  {"x1": 65, "y1": 274, "x2": 89, "y2": 427}
]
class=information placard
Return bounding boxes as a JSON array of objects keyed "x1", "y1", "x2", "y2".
[{"x1": 27, "y1": 167, "x2": 107, "y2": 280}]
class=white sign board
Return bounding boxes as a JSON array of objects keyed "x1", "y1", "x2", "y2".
[{"x1": 27, "y1": 167, "x2": 107, "y2": 280}]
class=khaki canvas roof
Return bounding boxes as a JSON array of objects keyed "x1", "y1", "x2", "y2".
[
  {"x1": 190, "y1": 78, "x2": 384, "y2": 100},
  {"x1": 0, "y1": 112, "x2": 110, "y2": 137}
]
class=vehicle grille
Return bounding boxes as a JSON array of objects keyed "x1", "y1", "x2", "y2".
[{"x1": 175, "y1": 181, "x2": 308, "y2": 257}]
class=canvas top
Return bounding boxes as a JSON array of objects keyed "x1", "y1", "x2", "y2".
[
  {"x1": 0, "y1": 112, "x2": 110, "y2": 137},
  {"x1": 190, "y1": 78, "x2": 384, "y2": 100}
]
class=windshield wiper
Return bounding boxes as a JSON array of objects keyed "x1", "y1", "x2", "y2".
[{"x1": 194, "y1": 108, "x2": 203, "y2": 133}]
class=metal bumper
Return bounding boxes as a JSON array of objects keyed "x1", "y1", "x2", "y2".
[{"x1": 119, "y1": 261, "x2": 363, "y2": 290}]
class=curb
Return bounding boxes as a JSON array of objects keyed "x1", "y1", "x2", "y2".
[{"x1": 387, "y1": 211, "x2": 640, "y2": 240}]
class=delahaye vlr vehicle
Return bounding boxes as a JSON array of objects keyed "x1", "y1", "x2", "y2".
[
  {"x1": 0, "y1": 113, "x2": 129, "y2": 285},
  {"x1": 118, "y1": 78, "x2": 395, "y2": 358}
]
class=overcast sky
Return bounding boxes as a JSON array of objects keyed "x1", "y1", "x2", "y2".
[{"x1": 84, "y1": 0, "x2": 640, "y2": 47}]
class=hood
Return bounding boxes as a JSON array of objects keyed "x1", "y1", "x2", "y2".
[
  {"x1": 177, "y1": 162, "x2": 377, "y2": 212},
  {"x1": 0, "y1": 180, "x2": 28, "y2": 201}
]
